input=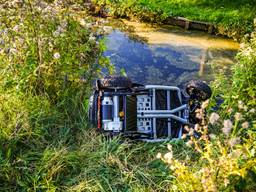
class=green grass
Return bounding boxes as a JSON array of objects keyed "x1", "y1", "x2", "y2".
[
  {"x1": 0, "y1": 0, "x2": 256, "y2": 191},
  {"x1": 0, "y1": 1, "x2": 193, "y2": 190},
  {"x1": 0, "y1": 92, "x2": 194, "y2": 191},
  {"x1": 95, "y1": 0, "x2": 256, "y2": 39}
]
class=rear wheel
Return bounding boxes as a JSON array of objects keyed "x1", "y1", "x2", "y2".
[{"x1": 97, "y1": 75, "x2": 132, "y2": 89}]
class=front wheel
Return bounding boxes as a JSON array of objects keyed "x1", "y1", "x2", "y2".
[{"x1": 186, "y1": 80, "x2": 212, "y2": 101}]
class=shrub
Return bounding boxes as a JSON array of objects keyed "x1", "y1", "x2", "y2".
[
  {"x1": 0, "y1": 0, "x2": 109, "y2": 190},
  {"x1": 157, "y1": 29, "x2": 256, "y2": 191}
]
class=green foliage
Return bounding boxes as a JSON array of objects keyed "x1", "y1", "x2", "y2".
[
  {"x1": 212, "y1": 30, "x2": 256, "y2": 122},
  {"x1": 94, "y1": 0, "x2": 256, "y2": 39},
  {"x1": 0, "y1": 0, "x2": 111, "y2": 190},
  {"x1": 160, "y1": 131, "x2": 256, "y2": 191},
  {"x1": 156, "y1": 28, "x2": 256, "y2": 191},
  {"x1": 232, "y1": 34, "x2": 256, "y2": 108},
  {"x1": 0, "y1": 1, "x2": 104, "y2": 101},
  {"x1": 0, "y1": 1, "x2": 172, "y2": 191},
  {"x1": 0, "y1": 0, "x2": 256, "y2": 191}
]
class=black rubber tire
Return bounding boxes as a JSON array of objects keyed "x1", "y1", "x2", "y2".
[
  {"x1": 186, "y1": 80, "x2": 212, "y2": 101},
  {"x1": 97, "y1": 75, "x2": 132, "y2": 89}
]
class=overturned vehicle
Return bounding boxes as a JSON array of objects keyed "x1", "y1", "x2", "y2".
[{"x1": 89, "y1": 76, "x2": 212, "y2": 142}]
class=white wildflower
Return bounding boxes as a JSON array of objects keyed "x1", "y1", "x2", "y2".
[
  {"x1": 163, "y1": 152, "x2": 173, "y2": 163},
  {"x1": 229, "y1": 137, "x2": 240, "y2": 147},
  {"x1": 243, "y1": 105, "x2": 248, "y2": 112},
  {"x1": 89, "y1": 33, "x2": 96, "y2": 41},
  {"x1": 224, "y1": 178, "x2": 230, "y2": 187},
  {"x1": 53, "y1": 26, "x2": 65, "y2": 37},
  {"x1": 53, "y1": 52, "x2": 60, "y2": 59},
  {"x1": 194, "y1": 124, "x2": 200, "y2": 131},
  {"x1": 209, "y1": 134, "x2": 216, "y2": 140},
  {"x1": 222, "y1": 119, "x2": 233, "y2": 136},
  {"x1": 242, "y1": 121, "x2": 249, "y2": 129},
  {"x1": 86, "y1": 23, "x2": 93, "y2": 28},
  {"x1": 167, "y1": 144, "x2": 172, "y2": 151},
  {"x1": 234, "y1": 112, "x2": 242, "y2": 121},
  {"x1": 60, "y1": 21, "x2": 67, "y2": 29},
  {"x1": 195, "y1": 108, "x2": 204, "y2": 119},
  {"x1": 238, "y1": 100, "x2": 244, "y2": 109},
  {"x1": 201, "y1": 100, "x2": 209, "y2": 109},
  {"x1": 156, "y1": 153, "x2": 162, "y2": 159},
  {"x1": 249, "y1": 108, "x2": 255, "y2": 113},
  {"x1": 89, "y1": 35, "x2": 96, "y2": 41},
  {"x1": 196, "y1": 108, "x2": 203, "y2": 114},
  {"x1": 209, "y1": 112, "x2": 220, "y2": 124},
  {"x1": 186, "y1": 140, "x2": 193, "y2": 147},
  {"x1": 53, "y1": 30, "x2": 60, "y2": 37},
  {"x1": 243, "y1": 47, "x2": 253, "y2": 57},
  {"x1": 223, "y1": 119, "x2": 233, "y2": 129},
  {"x1": 227, "y1": 108, "x2": 233, "y2": 113},
  {"x1": 79, "y1": 19, "x2": 86, "y2": 27},
  {"x1": 48, "y1": 42, "x2": 53, "y2": 52},
  {"x1": 13, "y1": 25, "x2": 19, "y2": 32},
  {"x1": 9, "y1": 48, "x2": 17, "y2": 54}
]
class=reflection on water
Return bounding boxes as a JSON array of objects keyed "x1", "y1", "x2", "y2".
[{"x1": 104, "y1": 21, "x2": 239, "y2": 87}]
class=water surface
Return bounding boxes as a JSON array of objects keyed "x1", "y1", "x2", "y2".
[{"x1": 104, "y1": 20, "x2": 239, "y2": 87}]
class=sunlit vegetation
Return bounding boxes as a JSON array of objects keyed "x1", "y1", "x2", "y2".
[
  {"x1": 159, "y1": 31, "x2": 256, "y2": 191},
  {"x1": 0, "y1": 0, "x2": 255, "y2": 191},
  {"x1": 94, "y1": 0, "x2": 256, "y2": 39}
]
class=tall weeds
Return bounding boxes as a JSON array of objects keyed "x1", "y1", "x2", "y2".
[
  {"x1": 0, "y1": 1, "x2": 172, "y2": 191},
  {"x1": 157, "y1": 29, "x2": 256, "y2": 191},
  {"x1": 0, "y1": 1, "x2": 255, "y2": 191}
]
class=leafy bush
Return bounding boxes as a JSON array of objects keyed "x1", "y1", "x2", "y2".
[
  {"x1": 0, "y1": 1, "x2": 172, "y2": 191},
  {"x1": 0, "y1": 1, "x2": 105, "y2": 101},
  {"x1": 158, "y1": 111, "x2": 256, "y2": 191},
  {"x1": 0, "y1": 0, "x2": 109, "y2": 190}
]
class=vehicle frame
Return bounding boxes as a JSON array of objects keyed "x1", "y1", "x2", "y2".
[{"x1": 89, "y1": 76, "x2": 211, "y2": 142}]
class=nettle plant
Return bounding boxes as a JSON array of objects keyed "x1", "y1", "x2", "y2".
[{"x1": 0, "y1": 0, "x2": 106, "y2": 101}]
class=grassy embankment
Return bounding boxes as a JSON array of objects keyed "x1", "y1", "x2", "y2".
[
  {"x1": 0, "y1": 0, "x2": 256, "y2": 191},
  {"x1": 0, "y1": 1, "x2": 176, "y2": 191},
  {"x1": 94, "y1": 0, "x2": 256, "y2": 40}
]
